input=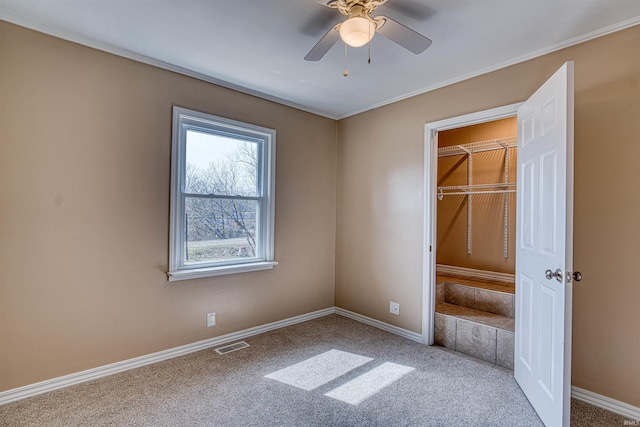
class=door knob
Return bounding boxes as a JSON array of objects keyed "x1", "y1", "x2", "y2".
[
  {"x1": 545, "y1": 268, "x2": 563, "y2": 283},
  {"x1": 566, "y1": 271, "x2": 582, "y2": 282}
]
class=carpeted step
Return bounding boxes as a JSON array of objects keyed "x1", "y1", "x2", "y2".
[
  {"x1": 435, "y1": 302, "x2": 514, "y2": 369},
  {"x1": 436, "y1": 274, "x2": 515, "y2": 318}
]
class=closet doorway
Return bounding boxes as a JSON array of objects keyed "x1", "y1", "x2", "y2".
[
  {"x1": 431, "y1": 116, "x2": 518, "y2": 369},
  {"x1": 422, "y1": 103, "x2": 521, "y2": 348}
]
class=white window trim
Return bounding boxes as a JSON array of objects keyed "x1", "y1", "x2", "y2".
[{"x1": 167, "y1": 107, "x2": 277, "y2": 282}]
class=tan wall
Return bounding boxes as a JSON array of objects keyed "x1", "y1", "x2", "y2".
[
  {"x1": 1, "y1": 18, "x2": 639, "y2": 409},
  {"x1": 437, "y1": 119, "x2": 517, "y2": 273},
  {"x1": 0, "y1": 22, "x2": 337, "y2": 391},
  {"x1": 337, "y1": 26, "x2": 640, "y2": 406}
]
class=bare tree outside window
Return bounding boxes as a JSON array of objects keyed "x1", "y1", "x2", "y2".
[{"x1": 184, "y1": 133, "x2": 259, "y2": 264}]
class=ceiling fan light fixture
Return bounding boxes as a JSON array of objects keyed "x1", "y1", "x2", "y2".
[{"x1": 339, "y1": 16, "x2": 375, "y2": 47}]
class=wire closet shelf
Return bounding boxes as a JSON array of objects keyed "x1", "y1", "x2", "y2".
[
  {"x1": 437, "y1": 136, "x2": 517, "y2": 198},
  {"x1": 437, "y1": 135, "x2": 517, "y2": 257},
  {"x1": 437, "y1": 136, "x2": 517, "y2": 157}
]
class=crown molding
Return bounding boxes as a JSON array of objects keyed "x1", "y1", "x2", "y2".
[
  {"x1": 1, "y1": 12, "x2": 638, "y2": 121},
  {"x1": 0, "y1": 12, "x2": 339, "y2": 120},
  {"x1": 335, "y1": 17, "x2": 640, "y2": 119}
]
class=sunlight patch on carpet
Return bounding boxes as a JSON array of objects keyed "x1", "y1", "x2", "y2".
[
  {"x1": 265, "y1": 349, "x2": 373, "y2": 391},
  {"x1": 324, "y1": 362, "x2": 415, "y2": 405}
]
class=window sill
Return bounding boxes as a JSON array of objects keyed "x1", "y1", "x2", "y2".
[{"x1": 167, "y1": 261, "x2": 278, "y2": 282}]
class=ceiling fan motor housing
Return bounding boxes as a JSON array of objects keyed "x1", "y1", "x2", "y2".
[
  {"x1": 306, "y1": 0, "x2": 431, "y2": 62},
  {"x1": 330, "y1": 0, "x2": 389, "y2": 17}
]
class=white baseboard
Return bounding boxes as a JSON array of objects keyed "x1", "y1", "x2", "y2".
[
  {"x1": 3, "y1": 305, "x2": 637, "y2": 422},
  {"x1": 0, "y1": 306, "x2": 420, "y2": 406},
  {"x1": 334, "y1": 307, "x2": 423, "y2": 343},
  {"x1": 0, "y1": 307, "x2": 335, "y2": 406},
  {"x1": 436, "y1": 264, "x2": 515, "y2": 283},
  {"x1": 572, "y1": 386, "x2": 640, "y2": 420}
]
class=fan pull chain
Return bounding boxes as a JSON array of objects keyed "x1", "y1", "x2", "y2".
[
  {"x1": 343, "y1": 43, "x2": 349, "y2": 77},
  {"x1": 368, "y1": 19, "x2": 371, "y2": 64}
]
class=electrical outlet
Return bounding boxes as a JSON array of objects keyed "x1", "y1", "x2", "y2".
[
  {"x1": 207, "y1": 312, "x2": 216, "y2": 327},
  {"x1": 389, "y1": 301, "x2": 400, "y2": 316}
]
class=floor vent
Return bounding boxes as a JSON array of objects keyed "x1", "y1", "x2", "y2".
[{"x1": 215, "y1": 341, "x2": 250, "y2": 355}]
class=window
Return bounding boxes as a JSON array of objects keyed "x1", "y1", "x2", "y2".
[{"x1": 168, "y1": 107, "x2": 276, "y2": 281}]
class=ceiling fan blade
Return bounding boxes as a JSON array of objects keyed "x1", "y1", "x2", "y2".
[
  {"x1": 304, "y1": 24, "x2": 340, "y2": 61},
  {"x1": 383, "y1": 0, "x2": 435, "y2": 21},
  {"x1": 376, "y1": 16, "x2": 432, "y2": 54},
  {"x1": 312, "y1": 0, "x2": 336, "y2": 6},
  {"x1": 301, "y1": 1, "x2": 340, "y2": 37}
]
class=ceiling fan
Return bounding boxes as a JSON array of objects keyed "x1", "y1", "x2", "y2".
[{"x1": 305, "y1": 0, "x2": 432, "y2": 62}]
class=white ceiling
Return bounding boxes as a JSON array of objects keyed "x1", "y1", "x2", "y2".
[{"x1": 1, "y1": 0, "x2": 639, "y2": 119}]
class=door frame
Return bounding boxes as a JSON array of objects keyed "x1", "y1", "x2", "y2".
[{"x1": 422, "y1": 102, "x2": 523, "y2": 344}]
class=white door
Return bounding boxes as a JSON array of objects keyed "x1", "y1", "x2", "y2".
[{"x1": 515, "y1": 62, "x2": 574, "y2": 427}]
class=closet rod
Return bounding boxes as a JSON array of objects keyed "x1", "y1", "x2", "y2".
[
  {"x1": 438, "y1": 183, "x2": 516, "y2": 191},
  {"x1": 438, "y1": 189, "x2": 516, "y2": 196}
]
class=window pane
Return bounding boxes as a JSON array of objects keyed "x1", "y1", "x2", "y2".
[
  {"x1": 185, "y1": 130, "x2": 258, "y2": 197},
  {"x1": 184, "y1": 196, "x2": 258, "y2": 264}
]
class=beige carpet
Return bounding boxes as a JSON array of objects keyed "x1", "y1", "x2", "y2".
[{"x1": 0, "y1": 314, "x2": 631, "y2": 426}]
